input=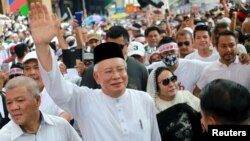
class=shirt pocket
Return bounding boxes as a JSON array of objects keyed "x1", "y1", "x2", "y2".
[{"x1": 137, "y1": 119, "x2": 150, "y2": 141}]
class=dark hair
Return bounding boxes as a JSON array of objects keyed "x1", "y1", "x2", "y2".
[
  {"x1": 157, "y1": 37, "x2": 176, "y2": 48},
  {"x1": 106, "y1": 26, "x2": 130, "y2": 43},
  {"x1": 144, "y1": 26, "x2": 161, "y2": 37},
  {"x1": 193, "y1": 25, "x2": 211, "y2": 38},
  {"x1": 154, "y1": 67, "x2": 174, "y2": 92},
  {"x1": 199, "y1": 79, "x2": 250, "y2": 124},
  {"x1": 14, "y1": 43, "x2": 28, "y2": 58},
  {"x1": 215, "y1": 30, "x2": 236, "y2": 46},
  {"x1": 213, "y1": 22, "x2": 229, "y2": 35}
]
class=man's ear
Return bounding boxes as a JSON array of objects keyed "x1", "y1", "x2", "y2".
[
  {"x1": 35, "y1": 95, "x2": 41, "y2": 108},
  {"x1": 93, "y1": 72, "x2": 100, "y2": 85},
  {"x1": 207, "y1": 115, "x2": 219, "y2": 125}
]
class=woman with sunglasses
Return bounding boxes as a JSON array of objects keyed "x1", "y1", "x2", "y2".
[{"x1": 150, "y1": 66, "x2": 203, "y2": 141}]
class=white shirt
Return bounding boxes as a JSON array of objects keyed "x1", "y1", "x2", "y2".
[
  {"x1": 185, "y1": 49, "x2": 219, "y2": 62},
  {"x1": 0, "y1": 49, "x2": 9, "y2": 66},
  {"x1": 197, "y1": 56, "x2": 250, "y2": 90},
  {"x1": 237, "y1": 44, "x2": 247, "y2": 54},
  {"x1": 147, "y1": 59, "x2": 209, "y2": 94},
  {"x1": 0, "y1": 94, "x2": 4, "y2": 118},
  {"x1": 38, "y1": 51, "x2": 161, "y2": 141},
  {"x1": 0, "y1": 112, "x2": 82, "y2": 141},
  {"x1": 40, "y1": 88, "x2": 64, "y2": 116}
]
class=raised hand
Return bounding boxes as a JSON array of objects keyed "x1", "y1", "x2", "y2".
[{"x1": 28, "y1": 2, "x2": 59, "y2": 47}]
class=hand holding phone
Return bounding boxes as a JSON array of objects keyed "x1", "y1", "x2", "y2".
[{"x1": 75, "y1": 12, "x2": 83, "y2": 26}]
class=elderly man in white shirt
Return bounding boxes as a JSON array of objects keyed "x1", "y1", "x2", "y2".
[
  {"x1": 0, "y1": 76, "x2": 82, "y2": 141},
  {"x1": 28, "y1": 3, "x2": 161, "y2": 141}
]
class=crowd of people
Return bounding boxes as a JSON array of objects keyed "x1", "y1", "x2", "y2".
[{"x1": 0, "y1": 0, "x2": 250, "y2": 141}]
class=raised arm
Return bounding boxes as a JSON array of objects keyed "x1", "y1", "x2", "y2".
[
  {"x1": 29, "y1": 2, "x2": 59, "y2": 71},
  {"x1": 71, "y1": 19, "x2": 85, "y2": 49},
  {"x1": 222, "y1": 0, "x2": 229, "y2": 18}
]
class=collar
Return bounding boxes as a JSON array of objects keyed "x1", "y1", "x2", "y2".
[
  {"x1": 218, "y1": 56, "x2": 239, "y2": 66},
  {"x1": 40, "y1": 87, "x2": 46, "y2": 94},
  {"x1": 101, "y1": 89, "x2": 128, "y2": 104},
  {"x1": 10, "y1": 112, "x2": 54, "y2": 140}
]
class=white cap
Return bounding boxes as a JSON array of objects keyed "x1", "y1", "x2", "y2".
[
  {"x1": 127, "y1": 41, "x2": 145, "y2": 57},
  {"x1": 183, "y1": 27, "x2": 194, "y2": 37},
  {"x1": 217, "y1": 17, "x2": 231, "y2": 25},
  {"x1": 22, "y1": 51, "x2": 38, "y2": 64}
]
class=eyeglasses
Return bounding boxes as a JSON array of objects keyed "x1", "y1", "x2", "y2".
[
  {"x1": 177, "y1": 41, "x2": 190, "y2": 47},
  {"x1": 101, "y1": 66, "x2": 127, "y2": 78},
  {"x1": 158, "y1": 75, "x2": 177, "y2": 86}
]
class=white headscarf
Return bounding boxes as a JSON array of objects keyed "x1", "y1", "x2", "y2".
[
  {"x1": 146, "y1": 68, "x2": 158, "y2": 98},
  {"x1": 146, "y1": 67, "x2": 200, "y2": 113}
]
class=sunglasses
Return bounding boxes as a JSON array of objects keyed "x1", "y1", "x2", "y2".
[
  {"x1": 158, "y1": 75, "x2": 177, "y2": 86},
  {"x1": 177, "y1": 41, "x2": 190, "y2": 47}
]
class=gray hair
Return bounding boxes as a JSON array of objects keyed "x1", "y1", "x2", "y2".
[
  {"x1": 93, "y1": 59, "x2": 127, "y2": 73},
  {"x1": 5, "y1": 76, "x2": 40, "y2": 97}
]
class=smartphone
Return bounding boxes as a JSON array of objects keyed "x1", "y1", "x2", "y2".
[{"x1": 75, "y1": 11, "x2": 83, "y2": 26}]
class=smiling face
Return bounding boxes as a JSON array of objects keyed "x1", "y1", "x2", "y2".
[
  {"x1": 194, "y1": 30, "x2": 211, "y2": 50},
  {"x1": 94, "y1": 58, "x2": 128, "y2": 98},
  {"x1": 157, "y1": 70, "x2": 178, "y2": 101},
  {"x1": 23, "y1": 59, "x2": 44, "y2": 92},
  {"x1": 6, "y1": 86, "x2": 40, "y2": 126}
]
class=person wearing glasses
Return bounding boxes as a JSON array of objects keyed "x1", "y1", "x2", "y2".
[
  {"x1": 176, "y1": 29, "x2": 195, "y2": 58},
  {"x1": 28, "y1": 3, "x2": 161, "y2": 141},
  {"x1": 149, "y1": 66, "x2": 202, "y2": 141},
  {"x1": 146, "y1": 40, "x2": 208, "y2": 95},
  {"x1": 81, "y1": 26, "x2": 149, "y2": 91}
]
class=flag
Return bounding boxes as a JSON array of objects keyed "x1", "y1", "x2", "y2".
[{"x1": 9, "y1": 0, "x2": 29, "y2": 16}]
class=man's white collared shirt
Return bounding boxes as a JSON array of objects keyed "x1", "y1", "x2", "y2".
[
  {"x1": 38, "y1": 50, "x2": 161, "y2": 141},
  {"x1": 0, "y1": 112, "x2": 82, "y2": 141},
  {"x1": 197, "y1": 56, "x2": 250, "y2": 90}
]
